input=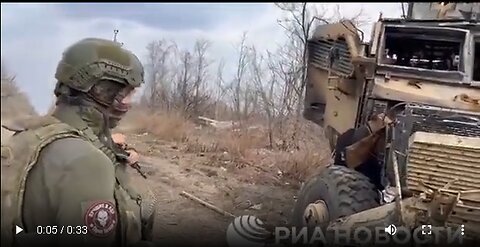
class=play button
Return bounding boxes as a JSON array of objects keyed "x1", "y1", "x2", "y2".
[{"x1": 15, "y1": 225, "x2": 23, "y2": 234}]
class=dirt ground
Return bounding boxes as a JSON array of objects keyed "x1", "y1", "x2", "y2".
[{"x1": 121, "y1": 128, "x2": 300, "y2": 246}]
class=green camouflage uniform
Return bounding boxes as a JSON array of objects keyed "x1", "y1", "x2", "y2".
[{"x1": 1, "y1": 38, "x2": 155, "y2": 247}]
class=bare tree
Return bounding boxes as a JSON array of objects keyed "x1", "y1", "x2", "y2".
[
  {"x1": 250, "y1": 46, "x2": 275, "y2": 147},
  {"x1": 174, "y1": 50, "x2": 193, "y2": 113},
  {"x1": 330, "y1": 4, "x2": 370, "y2": 29},
  {"x1": 191, "y1": 39, "x2": 212, "y2": 116},
  {"x1": 167, "y1": 38, "x2": 215, "y2": 118},
  {"x1": 214, "y1": 58, "x2": 229, "y2": 119},
  {"x1": 231, "y1": 32, "x2": 250, "y2": 122},
  {"x1": 143, "y1": 40, "x2": 176, "y2": 110}
]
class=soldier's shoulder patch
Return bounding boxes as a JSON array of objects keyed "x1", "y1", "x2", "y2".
[{"x1": 84, "y1": 201, "x2": 117, "y2": 237}]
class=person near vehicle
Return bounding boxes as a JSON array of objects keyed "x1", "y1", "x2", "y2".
[{"x1": 1, "y1": 38, "x2": 155, "y2": 247}]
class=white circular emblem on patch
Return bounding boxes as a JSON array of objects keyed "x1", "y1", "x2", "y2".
[{"x1": 84, "y1": 201, "x2": 117, "y2": 237}]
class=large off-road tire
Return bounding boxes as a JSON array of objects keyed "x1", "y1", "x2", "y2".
[{"x1": 291, "y1": 165, "x2": 380, "y2": 227}]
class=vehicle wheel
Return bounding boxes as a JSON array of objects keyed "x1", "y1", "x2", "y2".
[{"x1": 291, "y1": 165, "x2": 380, "y2": 228}]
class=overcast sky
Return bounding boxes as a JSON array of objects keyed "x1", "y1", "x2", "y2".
[{"x1": 1, "y1": 3, "x2": 401, "y2": 114}]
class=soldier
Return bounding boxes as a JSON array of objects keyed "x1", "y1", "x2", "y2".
[{"x1": 1, "y1": 38, "x2": 155, "y2": 247}]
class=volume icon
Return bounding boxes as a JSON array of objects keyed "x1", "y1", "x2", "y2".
[{"x1": 384, "y1": 224, "x2": 397, "y2": 235}]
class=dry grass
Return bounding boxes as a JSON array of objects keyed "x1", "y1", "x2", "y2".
[
  {"x1": 183, "y1": 119, "x2": 331, "y2": 182},
  {"x1": 216, "y1": 129, "x2": 267, "y2": 156},
  {"x1": 1, "y1": 78, "x2": 37, "y2": 121},
  {"x1": 125, "y1": 107, "x2": 332, "y2": 183},
  {"x1": 276, "y1": 147, "x2": 331, "y2": 181},
  {"x1": 1, "y1": 77, "x2": 37, "y2": 145},
  {"x1": 127, "y1": 109, "x2": 193, "y2": 142},
  {"x1": 183, "y1": 128, "x2": 266, "y2": 157}
]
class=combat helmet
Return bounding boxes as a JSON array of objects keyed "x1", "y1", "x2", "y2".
[{"x1": 54, "y1": 38, "x2": 144, "y2": 118}]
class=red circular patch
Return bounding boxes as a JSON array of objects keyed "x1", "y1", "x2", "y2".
[{"x1": 84, "y1": 201, "x2": 117, "y2": 237}]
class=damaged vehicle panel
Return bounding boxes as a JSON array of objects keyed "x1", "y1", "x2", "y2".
[
  {"x1": 371, "y1": 21, "x2": 479, "y2": 113},
  {"x1": 294, "y1": 2, "x2": 480, "y2": 244}
]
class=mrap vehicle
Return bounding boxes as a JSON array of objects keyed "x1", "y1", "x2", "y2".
[{"x1": 291, "y1": 2, "x2": 480, "y2": 243}]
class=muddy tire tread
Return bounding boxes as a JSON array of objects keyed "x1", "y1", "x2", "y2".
[{"x1": 291, "y1": 165, "x2": 379, "y2": 226}]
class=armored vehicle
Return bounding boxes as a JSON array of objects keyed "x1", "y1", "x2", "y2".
[{"x1": 291, "y1": 2, "x2": 480, "y2": 243}]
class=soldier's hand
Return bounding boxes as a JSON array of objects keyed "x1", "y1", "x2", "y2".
[
  {"x1": 112, "y1": 133, "x2": 126, "y2": 144},
  {"x1": 126, "y1": 148, "x2": 140, "y2": 166},
  {"x1": 112, "y1": 133, "x2": 127, "y2": 147},
  {"x1": 112, "y1": 133, "x2": 140, "y2": 166}
]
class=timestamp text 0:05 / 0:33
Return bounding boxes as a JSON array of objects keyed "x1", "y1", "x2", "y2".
[{"x1": 36, "y1": 225, "x2": 88, "y2": 235}]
